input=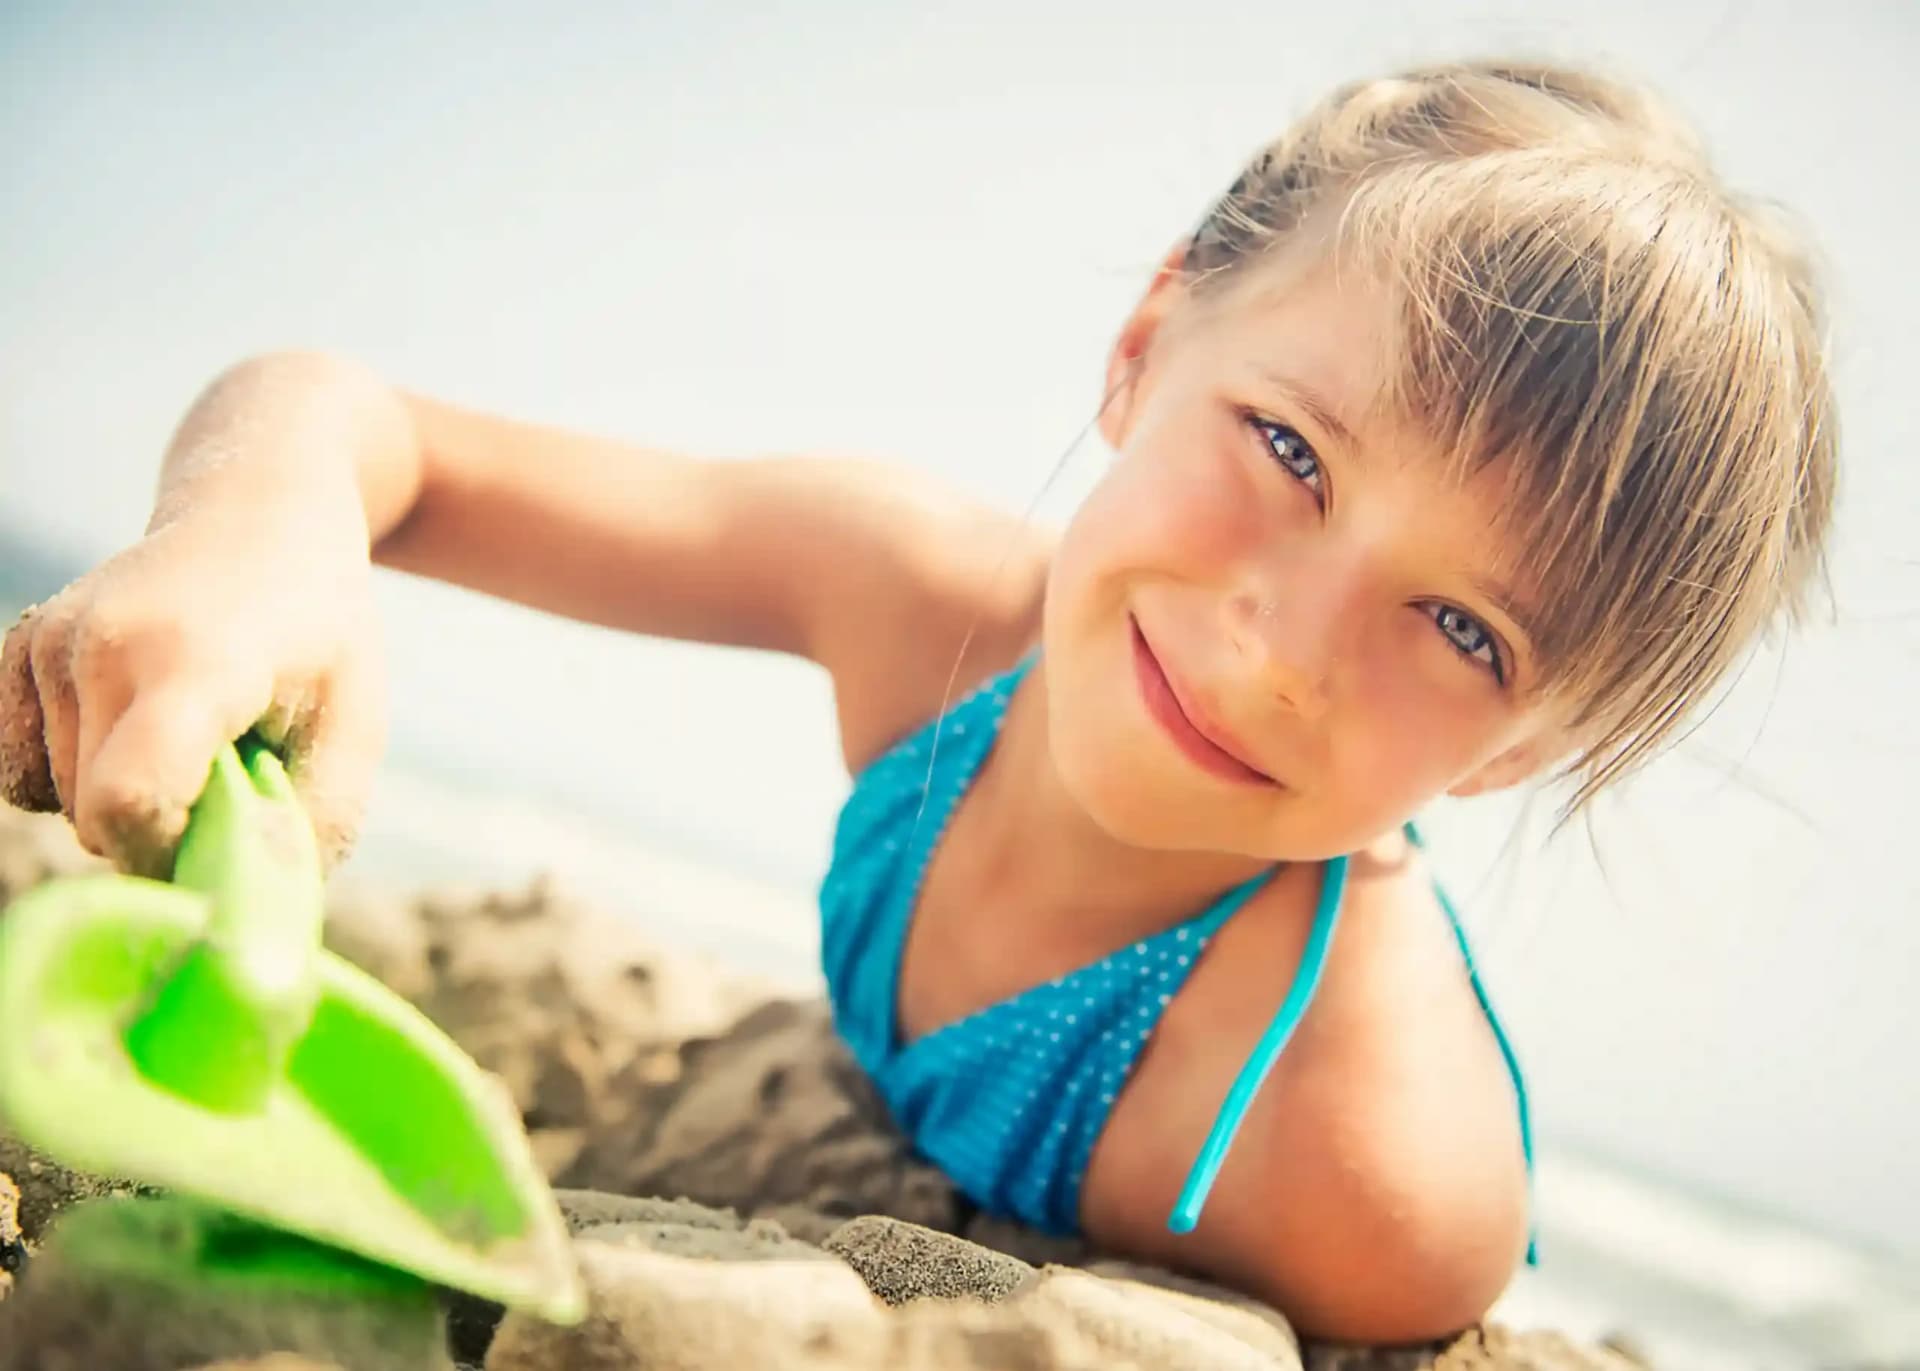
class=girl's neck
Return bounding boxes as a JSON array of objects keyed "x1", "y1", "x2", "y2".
[{"x1": 965, "y1": 651, "x2": 1275, "y2": 940}]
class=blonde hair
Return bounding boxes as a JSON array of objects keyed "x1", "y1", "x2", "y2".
[{"x1": 1181, "y1": 60, "x2": 1837, "y2": 809}]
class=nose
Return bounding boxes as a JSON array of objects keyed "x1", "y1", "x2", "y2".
[{"x1": 1221, "y1": 574, "x2": 1341, "y2": 722}]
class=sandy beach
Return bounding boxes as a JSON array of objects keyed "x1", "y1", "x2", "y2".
[{"x1": 0, "y1": 803, "x2": 1661, "y2": 1371}]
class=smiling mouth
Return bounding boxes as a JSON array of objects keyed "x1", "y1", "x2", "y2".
[{"x1": 1128, "y1": 616, "x2": 1276, "y2": 787}]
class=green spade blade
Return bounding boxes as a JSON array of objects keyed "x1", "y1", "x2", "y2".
[{"x1": 0, "y1": 743, "x2": 584, "y2": 1323}]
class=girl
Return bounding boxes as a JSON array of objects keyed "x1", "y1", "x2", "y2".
[{"x1": 0, "y1": 60, "x2": 1835, "y2": 1343}]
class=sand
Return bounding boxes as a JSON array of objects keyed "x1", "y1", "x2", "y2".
[{"x1": 0, "y1": 805, "x2": 1648, "y2": 1370}]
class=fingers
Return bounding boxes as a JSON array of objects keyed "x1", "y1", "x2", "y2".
[
  {"x1": 282, "y1": 641, "x2": 386, "y2": 869},
  {"x1": 48, "y1": 601, "x2": 269, "y2": 874},
  {"x1": 4, "y1": 624, "x2": 382, "y2": 877},
  {"x1": 2, "y1": 572, "x2": 385, "y2": 876},
  {"x1": 0, "y1": 612, "x2": 58, "y2": 812},
  {"x1": 27, "y1": 612, "x2": 81, "y2": 813},
  {"x1": 76, "y1": 682, "x2": 258, "y2": 878},
  {"x1": 17, "y1": 592, "x2": 254, "y2": 874}
]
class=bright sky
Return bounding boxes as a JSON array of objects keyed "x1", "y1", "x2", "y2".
[{"x1": 4, "y1": 1, "x2": 1917, "y2": 1255}]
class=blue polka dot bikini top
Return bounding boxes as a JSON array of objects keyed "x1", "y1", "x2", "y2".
[{"x1": 819, "y1": 652, "x2": 1536, "y2": 1258}]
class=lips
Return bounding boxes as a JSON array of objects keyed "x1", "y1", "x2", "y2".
[{"x1": 1129, "y1": 616, "x2": 1275, "y2": 786}]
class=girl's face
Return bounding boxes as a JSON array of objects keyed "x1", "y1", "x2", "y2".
[{"x1": 1044, "y1": 252, "x2": 1574, "y2": 861}]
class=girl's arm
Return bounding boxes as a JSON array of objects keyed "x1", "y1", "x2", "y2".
[
  {"x1": 381, "y1": 384, "x2": 1052, "y2": 763},
  {"x1": 385, "y1": 388, "x2": 961, "y2": 659},
  {"x1": 158, "y1": 349, "x2": 1038, "y2": 665},
  {"x1": 0, "y1": 350, "x2": 1047, "y2": 867}
]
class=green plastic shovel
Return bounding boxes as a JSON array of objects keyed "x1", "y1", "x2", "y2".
[{"x1": 0, "y1": 737, "x2": 584, "y2": 1322}]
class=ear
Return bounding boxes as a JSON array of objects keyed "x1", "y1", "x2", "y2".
[
  {"x1": 1447, "y1": 733, "x2": 1566, "y2": 799},
  {"x1": 1098, "y1": 241, "x2": 1193, "y2": 449}
]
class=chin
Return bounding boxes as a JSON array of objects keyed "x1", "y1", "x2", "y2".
[
  {"x1": 1040, "y1": 649, "x2": 1255, "y2": 855},
  {"x1": 1052, "y1": 723, "x2": 1183, "y2": 846}
]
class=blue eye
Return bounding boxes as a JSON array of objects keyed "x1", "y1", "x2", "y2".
[
  {"x1": 1252, "y1": 418, "x2": 1323, "y2": 500},
  {"x1": 1427, "y1": 603, "x2": 1505, "y2": 683}
]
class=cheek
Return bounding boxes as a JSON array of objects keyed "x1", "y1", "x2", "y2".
[
  {"x1": 1057, "y1": 423, "x2": 1263, "y2": 602},
  {"x1": 1335, "y1": 622, "x2": 1514, "y2": 800}
]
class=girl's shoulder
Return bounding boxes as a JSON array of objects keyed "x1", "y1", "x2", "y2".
[
  {"x1": 1084, "y1": 836, "x2": 1531, "y2": 1333},
  {"x1": 802, "y1": 460, "x2": 1052, "y2": 774}
]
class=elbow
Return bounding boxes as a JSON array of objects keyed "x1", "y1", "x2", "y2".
[
  {"x1": 1275, "y1": 1174, "x2": 1529, "y2": 1346},
  {"x1": 1321, "y1": 1227, "x2": 1521, "y2": 1346},
  {"x1": 1216, "y1": 1114, "x2": 1530, "y2": 1345}
]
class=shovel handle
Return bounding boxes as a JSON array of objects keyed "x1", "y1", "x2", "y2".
[
  {"x1": 122, "y1": 735, "x2": 326, "y2": 1114},
  {"x1": 174, "y1": 736, "x2": 322, "y2": 950}
]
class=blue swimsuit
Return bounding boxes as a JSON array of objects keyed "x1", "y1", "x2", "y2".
[{"x1": 820, "y1": 654, "x2": 1535, "y2": 1258}]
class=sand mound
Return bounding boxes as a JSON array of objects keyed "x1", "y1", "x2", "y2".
[{"x1": 0, "y1": 806, "x2": 1643, "y2": 1370}]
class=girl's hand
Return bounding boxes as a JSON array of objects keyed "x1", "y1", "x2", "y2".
[{"x1": 0, "y1": 505, "x2": 386, "y2": 876}]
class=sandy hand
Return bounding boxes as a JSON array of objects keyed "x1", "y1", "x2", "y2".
[{"x1": 0, "y1": 512, "x2": 387, "y2": 878}]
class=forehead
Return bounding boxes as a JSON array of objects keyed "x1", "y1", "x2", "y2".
[
  {"x1": 1182, "y1": 247, "x2": 1405, "y2": 422},
  {"x1": 1181, "y1": 252, "x2": 1514, "y2": 511}
]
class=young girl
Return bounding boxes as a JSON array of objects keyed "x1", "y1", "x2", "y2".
[{"x1": 0, "y1": 60, "x2": 1834, "y2": 1343}]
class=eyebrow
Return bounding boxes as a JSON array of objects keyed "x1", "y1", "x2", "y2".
[
  {"x1": 1254, "y1": 367, "x2": 1361, "y2": 454},
  {"x1": 1466, "y1": 571, "x2": 1542, "y2": 665}
]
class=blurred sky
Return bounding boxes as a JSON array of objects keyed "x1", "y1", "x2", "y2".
[{"x1": 2, "y1": 1, "x2": 1917, "y2": 1257}]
